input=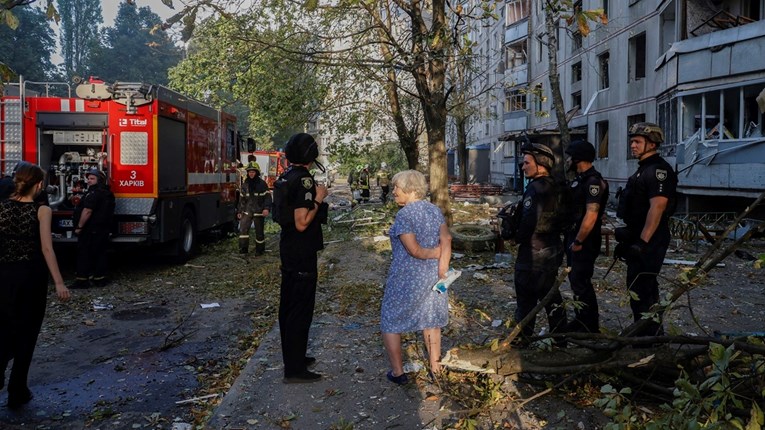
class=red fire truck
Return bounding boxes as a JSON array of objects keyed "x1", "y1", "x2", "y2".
[
  {"x1": 0, "y1": 78, "x2": 240, "y2": 260},
  {"x1": 240, "y1": 149, "x2": 288, "y2": 189}
]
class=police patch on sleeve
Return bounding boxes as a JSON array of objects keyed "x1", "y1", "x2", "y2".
[
  {"x1": 570, "y1": 180, "x2": 578, "y2": 189},
  {"x1": 589, "y1": 185, "x2": 600, "y2": 196},
  {"x1": 302, "y1": 177, "x2": 313, "y2": 189},
  {"x1": 655, "y1": 169, "x2": 667, "y2": 181},
  {"x1": 523, "y1": 197, "x2": 532, "y2": 209}
]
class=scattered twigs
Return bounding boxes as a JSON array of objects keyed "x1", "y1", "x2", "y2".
[{"x1": 161, "y1": 306, "x2": 198, "y2": 351}]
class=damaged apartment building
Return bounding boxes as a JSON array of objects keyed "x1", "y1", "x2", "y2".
[{"x1": 491, "y1": 0, "x2": 765, "y2": 212}]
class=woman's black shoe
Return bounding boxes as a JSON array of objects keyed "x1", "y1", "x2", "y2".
[{"x1": 283, "y1": 370, "x2": 322, "y2": 384}]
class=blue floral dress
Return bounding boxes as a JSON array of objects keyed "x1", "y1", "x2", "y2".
[{"x1": 381, "y1": 200, "x2": 448, "y2": 333}]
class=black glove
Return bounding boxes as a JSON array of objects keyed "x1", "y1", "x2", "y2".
[
  {"x1": 316, "y1": 202, "x2": 329, "y2": 225},
  {"x1": 627, "y1": 239, "x2": 649, "y2": 260},
  {"x1": 614, "y1": 242, "x2": 628, "y2": 261}
]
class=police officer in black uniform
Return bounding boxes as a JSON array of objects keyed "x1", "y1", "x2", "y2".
[
  {"x1": 71, "y1": 169, "x2": 115, "y2": 289},
  {"x1": 564, "y1": 140, "x2": 609, "y2": 333},
  {"x1": 237, "y1": 161, "x2": 272, "y2": 255},
  {"x1": 273, "y1": 133, "x2": 329, "y2": 383},
  {"x1": 616, "y1": 122, "x2": 677, "y2": 336},
  {"x1": 514, "y1": 142, "x2": 567, "y2": 343}
]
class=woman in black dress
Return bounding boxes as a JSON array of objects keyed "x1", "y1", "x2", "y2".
[{"x1": 0, "y1": 163, "x2": 69, "y2": 409}]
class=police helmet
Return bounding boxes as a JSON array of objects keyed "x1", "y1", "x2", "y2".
[
  {"x1": 245, "y1": 161, "x2": 261, "y2": 172},
  {"x1": 520, "y1": 141, "x2": 555, "y2": 171},
  {"x1": 85, "y1": 168, "x2": 106, "y2": 183},
  {"x1": 284, "y1": 133, "x2": 319, "y2": 164},
  {"x1": 628, "y1": 122, "x2": 664, "y2": 145},
  {"x1": 565, "y1": 140, "x2": 596, "y2": 163}
]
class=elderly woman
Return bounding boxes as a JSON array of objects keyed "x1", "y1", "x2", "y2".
[
  {"x1": 0, "y1": 163, "x2": 69, "y2": 409},
  {"x1": 381, "y1": 170, "x2": 452, "y2": 385}
]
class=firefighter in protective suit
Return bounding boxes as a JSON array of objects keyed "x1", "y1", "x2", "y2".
[
  {"x1": 272, "y1": 133, "x2": 328, "y2": 383},
  {"x1": 238, "y1": 162, "x2": 272, "y2": 255},
  {"x1": 376, "y1": 162, "x2": 391, "y2": 202},
  {"x1": 616, "y1": 122, "x2": 677, "y2": 337},
  {"x1": 514, "y1": 142, "x2": 567, "y2": 344},
  {"x1": 358, "y1": 165, "x2": 371, "y2": 203},
  {"x1": 564, "y1": 140, "x2": 609, "y2": 333}
]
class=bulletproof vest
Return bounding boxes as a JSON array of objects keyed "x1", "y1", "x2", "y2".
[{"x1": 535, "y1": 177, "x2": 573, "y2": 234}]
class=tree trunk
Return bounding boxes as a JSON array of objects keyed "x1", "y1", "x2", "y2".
[
  {"x1": 457, "y1": 116, "x2": 468, "y2": 184},
  {"x1": 544, "y1": 10, "x2": 570, "y2": 151},
  {"x1": 409, "y1": 0, "x2": 451, "y2": 224}
]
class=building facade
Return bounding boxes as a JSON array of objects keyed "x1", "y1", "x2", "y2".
[{"x1": 490, "y1": 0, "x2": 764, "y2": 208}]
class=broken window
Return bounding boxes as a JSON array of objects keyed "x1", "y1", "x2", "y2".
[
  {"x1": 506, "y1": 41, "x2": 527, "y2": 69},
  {"x1": 688, "y1": 0, "x2": 761, "y2": 38},
  {"x1": 679, "y1": 83, "x2": 765, "y2": 146},
  {"x1": 571, "y1": 91, "x2": 582, "y2": 110},
  {"x1": 506, "y1": 0, "x2": 530, "y2": 26},
  {"x1": 571, "y1": 31, "x2": 583, "y2": 53},
  {"x1": 534, "y1": 84, "x2": 544, "y2": 113},
  {"x1": 596, "y1": 120, "x2": 609, "y2": 159},
  {"x1": 629, "y1": 32, "x2": 646, "y2": 81},
  {"x1": 571, "y1": 61, "x2": 582, "y2": 83},
  {"x1": 598, "y1": 51, "x2": 610, "y2": 89},
  {"x1": 660, "y1": 1, "x2": 676, "y2": 52},
  {"x1": 658, "y1": 98, "x2": 678, "y2": 156},
  {"x1": 627, "y1": 114, "x2": 646, "y2": 159},
  {"x1": 505, "y1": 90, "x2": 527, "y2": 112}
]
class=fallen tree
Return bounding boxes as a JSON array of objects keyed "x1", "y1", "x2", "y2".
[{"x1": 441, "y1": 191, "x2": 765, "y2": 424}]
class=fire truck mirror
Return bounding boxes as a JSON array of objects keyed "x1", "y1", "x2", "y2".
[{"x1": 246, "y1": 137, "x2": 256, "y2": 152}]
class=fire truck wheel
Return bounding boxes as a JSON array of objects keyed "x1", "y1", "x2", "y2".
[{"x1": 175, "y1": 208, "x2": 197, "y2": 262}]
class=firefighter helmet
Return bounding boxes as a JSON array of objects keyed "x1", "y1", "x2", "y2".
[
  {"x1": 84, "y1": 168, "x2": 106, "y2": 183},
  {"x1": 380, "y1": 162, "x2": 387, "y2": 169},
  {"x1": 285, "y1": 133, "x2": 319, "y2": 164},
  {"x1": 520, "y1": 141, "x2": 555, "y2": 171},
  {"x1": 245, "y1": 161, "x2": 261, "y2": 172},
  {"x1": 628, "y1": 122, "x2": 664, "y2": 145},
  {"x1": 565, "y1": 140, "x2": 596, "y2": 163}
]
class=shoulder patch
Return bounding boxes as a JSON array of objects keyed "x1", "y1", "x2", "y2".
[
  {"x1": 523, "y1": 197, "x2": 532, "y2": 209},
  {"x1": 655, "y1": 169, "x2": 667, "y2": 181},
  {"x1": 589, "y1": 185, "x2": 600, "y2": 196},
  {"x1": 302, "y1": 177, "x2": 313, "y2": 189},
  {"x1": 570, "y1": 180, "x2": 578, "y2": 189}
]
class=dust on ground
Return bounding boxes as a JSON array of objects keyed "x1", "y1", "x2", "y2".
[{"x1": 0, "y1": 182, "x2": 763, "y2": 429}]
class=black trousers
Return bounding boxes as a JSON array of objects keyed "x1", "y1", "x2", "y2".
[
  {"x1": 278, "y1": 255, "x2": 318, "y2": 377},
  {"x1": 239, "y1": 214, "x2": 265, "y2": 254},
  {"x1": 360, "y1": 188, "x2": 370, "y2": 202},
  {"x1": 380, "y1": 186, "x2": 389, "y2": 202},
  {"x1": 0, "y1": 261, "x2": 48, "y2": 396},
  {"x1": 76, "y1": 226, "x2": 110, "y2": 280},
  {"x1": 626, "y1": 229, "x2": 670, "y2": 336},
  {"x1": 514, "y1": 267, "x2": 566, "y2": 339},
  {"x1": 565, "y1": 241, "x2": 601, "y2": 333}
]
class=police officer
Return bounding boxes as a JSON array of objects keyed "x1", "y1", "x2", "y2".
[
  {"x1": 376, "y1": 162, "x2": 391, "y2": 202},
  {"x1": 273, "y1": 132, "x2": 328, "y2": 383},
  {"x1": 616, "y1": 122, "x2": 677, "y2": 336},
  {"x1": 514, "y1": 142, "x2": 567, "y2": 343},
  {"x1": 358, "y1": 164, "x2": 371, "y2": 203},
  {"x1": 71, "y1": 169, "x2": 115, "y2": 289},
  {"x1": 237, "y1": 161, "x2": 272, "y2": 255},
  {"x1": 564, "y1": 140, "x2": 609, "y2": 333}
]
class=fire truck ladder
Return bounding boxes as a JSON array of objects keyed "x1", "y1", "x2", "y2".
[{"x1": 0, "y1": 96, "x2": 23, "y2": 176}]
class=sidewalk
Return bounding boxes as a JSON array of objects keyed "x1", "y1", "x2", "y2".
[{"x1": 207, "y1": 314, "x2": 443, "y2": 429}]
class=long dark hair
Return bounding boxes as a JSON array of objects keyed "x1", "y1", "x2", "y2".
[{"x1": 12, "y1": 163, "x2": 44, "y2": 199}]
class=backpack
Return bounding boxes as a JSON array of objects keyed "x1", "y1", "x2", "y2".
[{"x1": 271, "y1": 173, "x2": 291, "y2": 227}]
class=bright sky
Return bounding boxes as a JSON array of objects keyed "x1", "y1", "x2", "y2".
[{"x1": 50, "y1": 0, "x2": 178, "y2": 65}]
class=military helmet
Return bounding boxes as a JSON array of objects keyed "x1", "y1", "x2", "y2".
[
  {"x1": 245, "y1": 161, "x2": 261, "y2": 172},
  {"x1": 628, "y1": 122, "x2": 664, "y2": 144},
  {"x1": 520, "y1": 141, "x2": 555, "y2": 171},
  {"x1": 565, "y1": 140, "x2": 596, "y2": 163},
  {"x1": 84, "y1": 168, "x2": 106, "y2": 183},
  {"x1": 284, "y1": 133, "x2": 319, "y2": 164}
]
